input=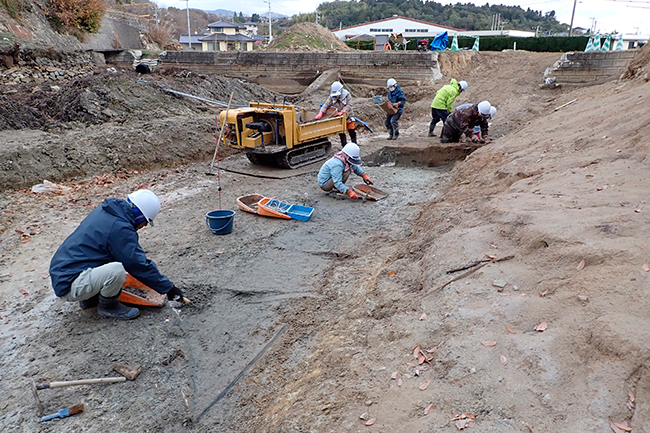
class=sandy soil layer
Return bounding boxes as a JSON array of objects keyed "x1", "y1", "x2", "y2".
[{"x1": 2, "y1": 47, "x2": 650, "y2": 432}]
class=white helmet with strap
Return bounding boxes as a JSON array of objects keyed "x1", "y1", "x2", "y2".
[
  {"x1": 387, "y1": 78, "x2": 397, "y2": 88},
  {"x1": 477, "y1": 101, "x2": 491, "y2": 116},
  {"x1": 127, "y1": 189, "x2": 161, "y2": 226},
  {"x1": 331, "y1": 81, "x2": 343, "y2": 97},
  {"x1": 341, "y1": 142, "x2": 362, "y2": 165}
]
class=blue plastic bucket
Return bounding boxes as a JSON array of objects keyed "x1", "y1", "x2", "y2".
[{"x1": 205, "y1": 210, "x2": 235, "y2": 235}]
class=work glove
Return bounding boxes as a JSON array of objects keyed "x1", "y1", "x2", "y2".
[
  {"x1": 361, "y1": 173, "x2": 373, "y2": 185},
  {"x1": 167, "y1": 285, "x2": 184, "y2": 302},
  {"x1": 470, "y1": 135, "x2": 480, "y2": 143},
  {"x1": 337, "y1": 111, "x2": 344, "y2": 117},
  {"x1": 346, "y1": 189, "x2": 359, "y2": 200},
  {"x1": 314, "y1": 112, "x2": 323, "y2": 120},
  {"x1": 483, "y1": 135, "x2": 491, "y2": 143}
]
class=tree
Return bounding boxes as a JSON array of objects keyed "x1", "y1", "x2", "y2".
[{"x1": 251, "y1": 13, "x2": 260, "y2": 22}]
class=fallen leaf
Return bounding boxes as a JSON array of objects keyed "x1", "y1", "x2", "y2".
[
  {"x1": 413, "y1": 345, "x2": 422, "y2": 359},
  {"x1": 539, "y1": 289, "x2": 549, "y2": 297},
  {"x1": 627, "y1": 389, "x2": 635, "y2": 410},
  {"x1": 643, "y1": 263, "x2": 649, "y2": 272},
  {"x1": 576, "y1": 260, "x2": 585, "y2": 270},
  {"x1": 481, "y1": 341, "x2": 497, "y2": 347},
  {"x1": 455, "y1": 419, "x2": 474, "y2": 430},
  {"x1": 419, "y1": 312, "x2": 427, "y2": 321},
  {"x1": 534, "y1": 321, "x2": 549, "y2": 332},
  {"x1": 390, "y1": 370, "x2": 399, "y2": 380},
  {"x1": 505, "y1": 326, "x2": 516, "y2": 334},
  {"x1": 485, "y1": 254, "x2": 497, "y2": 259},
  {"x1": 500, "y1": 355, "x2": 508, "y2": 366},
  {"x1": 364, "y1": 418, "x2": 376, "y2": 426},
  {"x1": 388, "y1": 270, "x2": 396, "y2": 277},
  {"x1": 359, "y1": 412, "x2": 369, "y2": 420},
  {"x1": 610, "y1": 419, "x2": 631, "y2": 432},
  {"x1": 426, "y1": 346, "x2": 439, "y2": 354},
  {"x1": 419, "y1": 380, "x2": 430, "y2": 390},
  {"x1": 397, "y1": 377, "x2": 402, "y2": 387},
  {"x1": 424, "y1": 403, "x2": 435, "y2": 415},
  {"x1": 19, "y1": 289, "x2": 29, "y2": 298}
]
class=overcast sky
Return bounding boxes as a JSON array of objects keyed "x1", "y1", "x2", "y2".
[{"x1": 162, "y1": 0, "x2": 649, "y2": 36}]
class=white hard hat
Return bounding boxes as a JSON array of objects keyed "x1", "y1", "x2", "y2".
[
  {"x1": 489, "y1": 106, "x2": 497, "y2": 118},
  {"x1": 477, "y1": 101, "x2": 491, "y2": 116},
  {"x1": 458, "y1": 80, "x2": 468, "y2": 91},
  {"x1": 341, "y1": 142, "x2": 362, "y2": 165},
  {"x1": 387, "y1": 78, "x2": 397, "y2": 88},
  {"x1": 127, "y1": 189, "x2": 161, "y2": 226},
  {"x1": 330, "y1": 81, "x2": 343, "y2": 97}
]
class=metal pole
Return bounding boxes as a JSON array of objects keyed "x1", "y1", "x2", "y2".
[
  {"x1": 268, "y1": 1, "x2": 272, "y2": 43},
  {"x1": 186, "y1": 0, "x2": 192, "y2": 49},
  {"x1": 569, "y1": 0, "x2": 577, "y2": 36}
]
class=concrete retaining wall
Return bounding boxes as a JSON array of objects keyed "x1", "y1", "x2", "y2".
[
  {"x1": 158, "y1": 51, "x2": 442, "y2": 88},
  {"x1": 545, "y1": 50, "x2": 638, "y2": 85}
]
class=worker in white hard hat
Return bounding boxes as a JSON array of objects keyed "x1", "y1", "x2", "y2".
[
  {"x1": 440, "y1": 100, "x2": 492, "y2": 144},
  {"x1": 314, "y1": 81, "x2": 357, "y2": 147},
  {"x1": 385, "y1": 78, "x2": 406, "y2": 140},
  {"x1": 49, "y1": 189, "x2": 185, "y2": 320},
  {"x1": 454, "y1": 103, "x2": 497, "y2": 138},
  {"x1": 428, "y1": 78, "x2": 467, "y2": 137},
  {"x1": 317, "y1": 142, "x2": 373, "y2": 200}
]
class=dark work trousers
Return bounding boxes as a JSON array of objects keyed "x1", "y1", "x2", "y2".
[
  {"x1": 440, "y1": 122, "x2": 462, "y2": 143},
  {"x1": 385, "y1": 113, "x2": 402, "y2": 138},
  {"x1": 429, "y1": 108, "x2": 450, "y2": 135},
  {"x1": 339, "y1": 128, "x2": 357, "y2": 147}
]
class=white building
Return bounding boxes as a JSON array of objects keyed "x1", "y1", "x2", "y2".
[{"x1": 332, "y1": 16, "x2": 462, "y2": 41}]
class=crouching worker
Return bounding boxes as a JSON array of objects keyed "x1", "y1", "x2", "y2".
[
  {"x1": 314, "y1": 81, "x2": 357, "y2": 147},
  {"x1": 318, "y1": 143, "x2": 373, "y2": 200},
  {"x1": 49, "y1": 189, "x2": 185, "y2": 320},
  {"x1": 440, "y1": 100, "x2": 492, "y2": 144}
]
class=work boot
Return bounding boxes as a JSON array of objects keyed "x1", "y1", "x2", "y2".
[
  {"x1": 393, "y1": 127, "x2": 399, "y2": 140},
  {"x1": 79, "y1": 294, "x2": 99, "y2": 310},
  {"x1": 98, "y1": 293, "x2": 139, "y2": 320},
  {"x1": 387, "y1": 134, "x2": 393, "y2": 140},
  {"x1": 428, "y1": 131, "x2": 435, "y2": 137}
]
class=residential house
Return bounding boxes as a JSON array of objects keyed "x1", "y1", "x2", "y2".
[
  {"x1": 199, "y1": 20, "x2": 255, "y2": 51},
  {"x1": 243, "y1": 21, "x2": 259, "y2": 36}
]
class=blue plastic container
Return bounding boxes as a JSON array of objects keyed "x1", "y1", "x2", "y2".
[
  {"x1": 287, "y1": 204, "x2": 314, "y2": 221},
  {"x1": 205, "y1": 210, "x2": 235, "y2": 235}
]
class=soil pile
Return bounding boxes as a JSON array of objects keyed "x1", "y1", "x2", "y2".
[
  {"x1": 267, "y1": 22, "x2": 351, "y2": 52},
  {"x1": 622, "y1": 42, "x2": 650, "y2": 79}
]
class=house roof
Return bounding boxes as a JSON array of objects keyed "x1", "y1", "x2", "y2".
[
  {"x1": 337, "y1": 16, "x2": 462, "y2": 33},
  {"x1": 243, "y1": 21, "x2": 258, "y2": 26},
  {"x1": 198, "y1": 33, "x2": 255, "y2": 42},
  {"x1": 207, "y1": 20, "x2": 246, "y2": 29},
  {"x1": 179, "y1": 34, "x2": 204, "y2": 44}
]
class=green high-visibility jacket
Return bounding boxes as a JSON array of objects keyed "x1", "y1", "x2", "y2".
[{"x1": 430, "y1": 78, "x2": 461, "y2": 113}]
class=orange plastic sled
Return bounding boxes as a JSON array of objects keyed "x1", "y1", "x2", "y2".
[{"x1": 118, "y1": 273, "x2": 166, "y2": 307}]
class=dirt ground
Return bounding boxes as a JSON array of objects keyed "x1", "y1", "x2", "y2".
[{"x1": 2, "y1": 46, "x2": 650, "y2": 433}]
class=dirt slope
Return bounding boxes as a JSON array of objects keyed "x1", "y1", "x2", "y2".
[{"x1": 2, "y1": 47, "x2": 650, "y2": 433}]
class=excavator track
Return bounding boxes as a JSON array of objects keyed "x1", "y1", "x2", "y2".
[{"x1": 276, "y1": 139, "x2": 332, "y2": 169}]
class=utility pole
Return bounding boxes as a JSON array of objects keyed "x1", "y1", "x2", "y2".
[
  {"x1": 185, "y1": 0, "x2": 191, "y2": 49},
  {"x1": 264, "y1": 0, "x2": 272, "y2": 43},
  {"x1": 569, "y1": 0, "x2": 577, "y2": 36}
]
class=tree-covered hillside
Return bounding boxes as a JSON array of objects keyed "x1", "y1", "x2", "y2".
[{"x1": 317, "y1": 0, "x2": 567, "y2": 34}]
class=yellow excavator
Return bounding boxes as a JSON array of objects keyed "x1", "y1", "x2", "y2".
[{"x1": 219, "y1": 101, "x2": 347, "y2": 168}]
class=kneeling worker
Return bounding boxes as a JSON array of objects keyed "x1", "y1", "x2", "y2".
[
  {"x1": 318, "y1": 143, "x2": 373, "y2": 200},
  {"x1": 440, "y1": 100, "x2": 492, "y2": 144},
  {"x1": 49, "y1": 189, "x2": 185, "y2": 320}
]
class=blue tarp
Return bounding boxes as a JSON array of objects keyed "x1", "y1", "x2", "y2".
[{"x1": 430, "y1": 32, "x2": 449, "y2": 51}]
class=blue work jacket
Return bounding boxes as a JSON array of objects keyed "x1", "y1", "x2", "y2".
[
  {"x1": 388, "y1": 85, "x2": 406, "y2": 115},
  {"x1": 49, "y1": 198, "x2": 173, "y2": 297},
  {"x1": 318, "y1": 157, "x2": 364, "y2": 194}
]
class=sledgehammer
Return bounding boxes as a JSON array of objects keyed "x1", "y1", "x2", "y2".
[{"x1": 30, "y1": 377, "x2": 126, "y2": 416}]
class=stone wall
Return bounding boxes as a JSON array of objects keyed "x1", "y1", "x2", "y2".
[
  {"x1": 545, "y1": 50, "x2": 638, "y2": 86},
  {"x1": 158, "y1": 51, "x2": 442, "y2": 87}
]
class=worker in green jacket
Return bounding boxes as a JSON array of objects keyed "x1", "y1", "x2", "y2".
[{"x1": 428, "y1": 78, "x2": 467, "y2": 137}]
